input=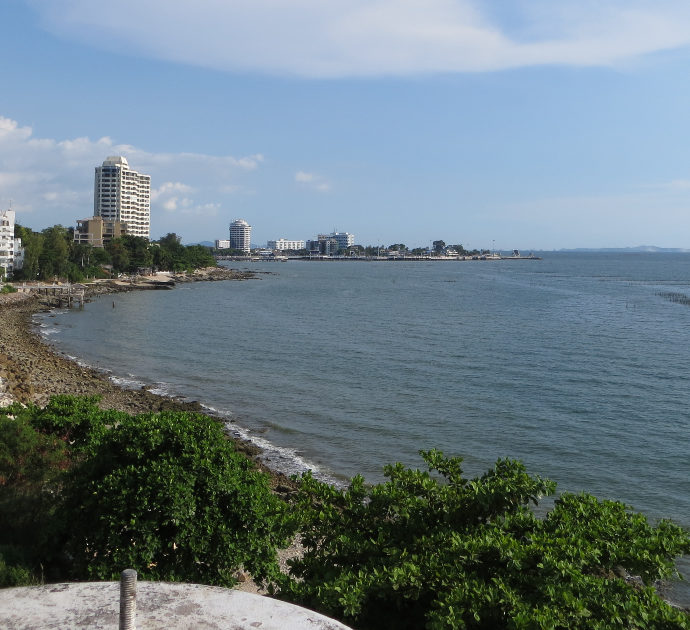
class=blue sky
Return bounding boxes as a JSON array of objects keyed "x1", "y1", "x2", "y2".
[{"x1": 1, "y1": 0, "x2": 690, "y2": 249}]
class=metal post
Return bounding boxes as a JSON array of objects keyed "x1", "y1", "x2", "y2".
[{"x1": 119, "y1": 569, "x2": 137, "y2": 630}]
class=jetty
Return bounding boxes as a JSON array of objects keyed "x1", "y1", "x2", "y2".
[{"x1": 15, "y1": 283, "x2": 87, "y2": 308}]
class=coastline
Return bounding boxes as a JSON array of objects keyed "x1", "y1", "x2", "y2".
[
  {"x1": 0, "y1": 270, "x2": 296, "y2": 495},
  {"x1": 3, "y1": 274, "x2": 689, "y2": 608}
]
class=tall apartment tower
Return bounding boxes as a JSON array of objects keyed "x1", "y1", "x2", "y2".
[
  {"x1": 229, "y1": 219, "x2": 251, "y2": 253},
  {"x1": 0, "y1": 209, "x2": 16, "y2": 279},
  {"x1": 94, "y1": 156, "x2": 151, "y2": 239}
]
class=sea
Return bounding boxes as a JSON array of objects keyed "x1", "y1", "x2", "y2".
[{"x1": 37, "y1": 252, "x2": 690, "y2": 601}]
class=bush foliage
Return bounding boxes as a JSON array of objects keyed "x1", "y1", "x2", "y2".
[
  {"x1": 280, "y1": 450, "x2": 690, "y2": 629},
  {"x1": 1, "y1": 397, "x2": 689, "y2": 629},
  {"x1": 0, "y1": 396, "x2": 291, "y2": 586}
]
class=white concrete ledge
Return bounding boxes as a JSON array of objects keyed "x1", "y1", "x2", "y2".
[{"x1": 0, "y1": 581, "x2": 354, "y2": 630}]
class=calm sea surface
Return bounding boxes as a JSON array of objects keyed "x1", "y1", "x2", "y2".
[{"x1": 39, "y1": 253, "x2": 690, "y2": 595}]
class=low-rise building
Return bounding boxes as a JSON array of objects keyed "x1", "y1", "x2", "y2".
[
  {"x1": 74, "y1": 216, "x2": 127, "y2": 248},
  {"x1": 267, "y1": 238, "x2": 305, "y2": 251},
  {"x1": 307, "y1": 232, "x2": 355, "y2": 255},
  {"x1": 307, "y1": 237, "x2": 340, "y2": 256},
  {"x1": 215, "y1": 239, "x2": 231, "y2": 249}
]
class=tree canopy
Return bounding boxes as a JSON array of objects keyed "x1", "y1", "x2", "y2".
[
  {"x1": 0, "y1": 396, "x2": 291, "y2": 587},
  {"x1": 11, "y1": 225, "x2": 216, "y2": 281},
  {"x1": 1, "y1": 397, "x2": 688, "y2": 628},
  {"x1": 280, "y1": 450, "x2": 690, "y2": 629}
]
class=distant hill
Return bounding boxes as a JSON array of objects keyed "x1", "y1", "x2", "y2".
[
  {"x1": 184, "y1": 241, "x2": 215, "y2": 248},
  {"x1": 553, "y1": 246, "x2": 689, "y2": 253}
]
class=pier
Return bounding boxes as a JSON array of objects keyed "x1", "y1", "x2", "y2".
[{"x1": 16, "y1": 283, "x2": 86, "y2": 308}]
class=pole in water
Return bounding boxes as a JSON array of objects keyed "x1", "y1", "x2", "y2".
[
  {"x1": 113, "y1": 301, "x2": 115, "y2": 308},
  {"x1": 119, "y1": 569, "x2": 137, "y2": 630}
]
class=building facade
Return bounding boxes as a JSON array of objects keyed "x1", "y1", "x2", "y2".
[
  {"x1": 215, "y1": 239, "x2": 231, "y2": 249},
  {"x1": 0, "y1": 209, "x2": 17, "y2": 279},
  {"x1": 306, "y1": 231, "x2": 355, "y2": 256},
  {"x1": 330, "y1": 232, "x2": 355, "y2": 248},
  {"x1": 267, "y1": 238, "x2": 305, "y2": 251},
  {"x1": 306, "y1": 237, "x2": 339, "y2": 256},
  {"x1": 74, "y1": 216, "x2": 127, "y2": 248},
  {"x1": 94, "y1": 156, "x2": 151, "y2": 239},
  {"x1": 229, "y1": 219, "x2": 251, "y2": 253}
]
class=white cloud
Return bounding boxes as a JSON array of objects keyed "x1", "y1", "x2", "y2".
[
  {"x1": 295, "y1": 171, "x2": 331, "y2": 192},
  {"x1": 163, "y1": 198, "x2": 179, "y2": 212},
  {"x1": 151, "y1": 181, "x2": 194, "y2": 203},
  {"x1": 27, "y1": 0, "x2": 690, "y2": 77},
  {"x1": 0, "y1": 114, "x2": 261, "y2": 233}
]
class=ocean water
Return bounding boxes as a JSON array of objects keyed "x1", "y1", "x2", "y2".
[{"x1": 39, "y1": 253, "x2": 690, "y2": 596}]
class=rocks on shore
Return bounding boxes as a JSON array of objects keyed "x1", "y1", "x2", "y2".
[
  {"x1": 0, "y1": 272, "x2": 297, "y2": 497},
  {"x1": 81, "y1": 266, "x2": 257, "y2": 297}
]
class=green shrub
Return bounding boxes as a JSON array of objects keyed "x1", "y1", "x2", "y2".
[
  {"x1": 1, "y1": 397, "x2": 294, "y2": 587},
  {"x1": 0, "y1": 412, "x2": 68, "y2": 560},
  {"x1": 0, "y1": 547, "x2": 37, "y2": 587},
  {"x1": 26, "y1": 395, "x2": 119, "y2": 449},
  {"x1": 60, "y1": 410, "x2": 293, "y2": 586},
  {"x1": 0, "y1": 284, "x2": 17, "y2": 294},
  {"x1": 280, "y1": 450, "x2": 690, "y2": 629}
]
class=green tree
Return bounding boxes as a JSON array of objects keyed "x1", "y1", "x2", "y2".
[
  {"x1": 38, "y1": 226, "x2": 71, "y2": 280},
  {"x1": 106, "y1": 239, "x2": 131, "y2": 273},
  {"x1": 0, "y1": 396, "x2": 294, "y2": 586},
  {"x1": 281, "y1": 450, "x2": 690, "y2": 630},
  {"x1": 182, "y1": 244, "x2": 215, "y2": 269},
  {"x1": 13, "y1": 224, "x2": 43, "y2": 281},
  {"x1": 60, "y1": 409, "x2": 292, "y2": 585},
  {"x1": 154, "y1": 233, "x2": 215, "y2": 271},
  {"x1": 122, "y1": 235, "x2": 153, "y2": 271},
  {"x1": 432, "y1": 239, "x2": 446, "y2": 254}
]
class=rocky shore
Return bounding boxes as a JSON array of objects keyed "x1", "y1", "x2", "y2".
[
  {"x1": 0, "y1": 268, "x2": 292, "y2": 488},
  {"x1": 0, "y1": 270, "x2": 300, "y2": 594}
]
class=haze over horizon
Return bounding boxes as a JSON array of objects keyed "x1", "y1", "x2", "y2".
[{"x1": 1, "y1": 1, "x2": 690, "y2": 250}]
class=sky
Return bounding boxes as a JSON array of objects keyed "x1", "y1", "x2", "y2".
[{"x1": 1, "y1": 0, "x2": 690, "y2": 250}]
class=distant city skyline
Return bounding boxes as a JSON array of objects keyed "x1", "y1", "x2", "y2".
[{"x1": 2, "y1": 2, "x2": 690, "y2": 250}]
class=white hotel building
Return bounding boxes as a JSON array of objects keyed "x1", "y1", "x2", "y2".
[
  {"x1": 0, "y1": 209, "x2": 22, "y2": 279},
  {"x1": 94, "y1": 156, "x2": 151, "y2": 239},
  {"x1": 267, "y1": 238, "x2": 306, "y2": 251},
  {"x1": 229, "y1": 219, "x2": 252, "y2": 253}
]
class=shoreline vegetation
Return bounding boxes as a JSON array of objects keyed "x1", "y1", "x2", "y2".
[
  {"x1": 0, "y1": 268, "x2": 294, "y2": 492},
  {"x1": 2, "y1": 270, "x2": 690, "y2": 628}
]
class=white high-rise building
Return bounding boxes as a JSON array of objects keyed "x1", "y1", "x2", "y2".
[
  {"x1": 0, "y1": 209, "x2": 17, "y2": 279},
  {"x1": 94, "y1": 156, "x2": 151, "y2": 239},
  {"x1": 229, "y1": 219, "x2": 251, "y2": 253}
]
